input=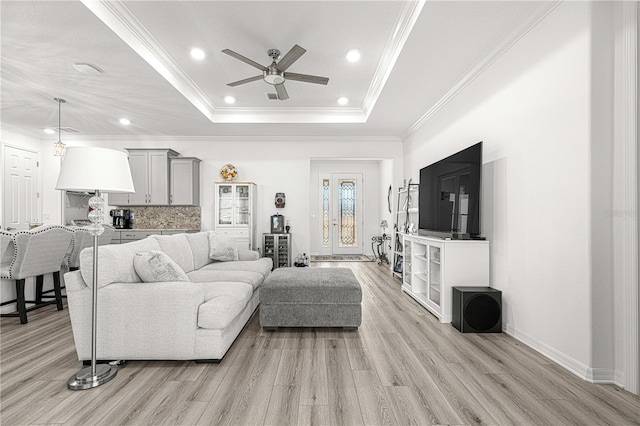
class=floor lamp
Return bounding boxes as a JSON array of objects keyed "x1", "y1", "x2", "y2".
[{"x1": 56, "y1": 146, "x2": 134, "y2": 390}]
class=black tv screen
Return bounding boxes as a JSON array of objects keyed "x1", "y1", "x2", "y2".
[{"x1": 418, "y1": 142, "x2": 482, "y2": 238}]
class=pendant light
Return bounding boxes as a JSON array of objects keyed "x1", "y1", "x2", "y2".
[{"x1": 53, "y1": 97, "x2": 67, "y2": 157}]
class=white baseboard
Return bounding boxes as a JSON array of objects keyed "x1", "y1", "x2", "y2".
[
  {"x1": 586, "y1": 367, "x2": 616, "y2": 384},
  {"x1": 614, "y1": 369, "x2": 627, "y2": 389},
  {"x1": 504, "y1": 324, "x2": 615, "y2": 385}
]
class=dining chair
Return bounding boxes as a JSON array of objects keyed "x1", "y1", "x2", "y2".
[{"x1": 0, "y1": 225, "x2": 74, "y2": 324}]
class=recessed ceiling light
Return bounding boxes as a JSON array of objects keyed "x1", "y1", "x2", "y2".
[
  {"x1": 190, "y1": 48, "x2": 205, "y2": 60},
  {"x1": 44, "y1": 128, "x2": 56, "y2": 134},
  {"x1": 337, "y1": 97, "x2": 349, "y2": 105},
  {"x1": 224, "y1": 96, "x2": 236, "y2": 104},
  {"x1": 346, "y1": 49, "x2": 361, "y2": 63},
  {"x1": 119, "y1": 118, "x2": 131, "y2": 125}
]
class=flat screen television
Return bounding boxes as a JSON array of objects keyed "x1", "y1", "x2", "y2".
[{"x1": 418, "y1": 142, "x2": 483, "y2": 239}]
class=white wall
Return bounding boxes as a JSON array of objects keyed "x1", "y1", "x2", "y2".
[{"x1": 403, "y1": 2, "x2": 609, "y2": 377}]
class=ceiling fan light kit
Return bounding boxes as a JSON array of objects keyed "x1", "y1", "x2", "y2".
[{"x1": 222, "y1": 44, "x2": 329, "y2": 100}]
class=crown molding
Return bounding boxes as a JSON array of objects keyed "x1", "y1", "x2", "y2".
[
  {"x1": 81, "y1": 0, "x2": 217, "y2": 122},
  {"x1": 81, "y1": 0, "x2": 423, "y2": 124},
  {"x1": 62, "y1": 134, "x2": 402, "y2": 144},
  {"x1": 401, "y1": 1, "x2": 562, "y2": 141},
  {"x1": 361, "y1": 0, "x2": 426, "y2": 119},
  {"x1": 211, "y1": 106, "x2": 366, "y2": 123}
]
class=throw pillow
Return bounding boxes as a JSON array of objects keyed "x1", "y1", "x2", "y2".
[
  {"x1": 133, "y1": 250, "x2": 189, "y2": 283},
  {"x1": 208, "y1": 231, "x2": 239, "y2": 261}
]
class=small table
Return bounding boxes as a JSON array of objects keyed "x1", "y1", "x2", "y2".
[{"x1": 259, "y1": 267, "x2": 362, "y2": 330}]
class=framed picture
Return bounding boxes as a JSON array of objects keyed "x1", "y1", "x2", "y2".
[{"x1": 271, "y1": 214, "x2": 284, "y2": 234}]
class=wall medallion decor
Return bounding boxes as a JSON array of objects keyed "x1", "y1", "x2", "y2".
[
  {"x1": 219, "y1": 164, "x2": 238, "y2": 181},
  {"x1": 275, "y1": 192, "x2": 286, "y2": 208}
]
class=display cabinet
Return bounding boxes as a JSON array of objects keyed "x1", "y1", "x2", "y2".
[
  {"x1": 393, "y1": 183, "x2": 419, "y2": 279},
  {"x1": 214, "y1": 182, "x2": 257, "y2": 250},
  {"x1": 402, "y1": 234, "x2": 489, "y2": 323},
  {"x1": 263, "y1": 233, "x2": 291, "y2": 270}
]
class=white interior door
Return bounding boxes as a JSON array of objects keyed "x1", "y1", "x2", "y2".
[
  {"x1": 3, "y1": 145, "x2": 39, "y2": 231},
  {"x1": 331, "y1": 173, "x2": 364, "y2": 255}
]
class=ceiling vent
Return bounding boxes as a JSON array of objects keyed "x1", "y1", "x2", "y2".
[
  {"x1": 265, "y1": 92, "x2": 279, "y2": 100},
  {"x1": 56, "y1": 127, "x2": 83, "y2": 134}
]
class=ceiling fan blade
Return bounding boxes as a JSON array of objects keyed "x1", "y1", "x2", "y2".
[
  {"x1": 221, "y1": 49, "x2": 268, "y2": 71},
  {"x1": 275, "y1": 44, "x2": 306, "y2": 72},
  {"x1": 275, "y1": 83, "x2": 289, "y2": 100},
  {"x1": 284, "y1": 72, "x2": 329, "y2": 85},
  {"x1": 226, "y1": 75, "x2": 263, "y2": 87}
]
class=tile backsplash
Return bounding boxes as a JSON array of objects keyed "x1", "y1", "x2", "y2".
[{"x1": 121, "y1": 206, "x2": 201, "y2": 230}]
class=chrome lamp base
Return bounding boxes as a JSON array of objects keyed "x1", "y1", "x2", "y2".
[{"x1": 68, "y1": 363, "x2": 117, "y2": 390}]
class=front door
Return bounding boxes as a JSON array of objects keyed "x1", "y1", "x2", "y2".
[
  {"x1": 3, "y1": 145, "x2": 39, "y2": 231},
  {"x1": 331, "y1": 173, "x2": 364, "y2": 255}
]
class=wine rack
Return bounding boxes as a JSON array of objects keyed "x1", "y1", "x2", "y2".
[{"x1": 263, "y1": 233, "x2": 291, "y2": 270}]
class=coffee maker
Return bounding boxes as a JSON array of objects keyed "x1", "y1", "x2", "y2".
[
  {"x1": 123, "y1": 209, "x2": 134, "y2": 229},
  {"x1": 110, "y1": 209, "x2": 125, "y2": 229},
  {"x1": 110, "y1": 209, "x2": 134, "y2": 229}
]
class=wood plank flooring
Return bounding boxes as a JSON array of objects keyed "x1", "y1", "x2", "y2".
[{"x1": 1, "y1": 261, "x2": 639, "y2": 425}]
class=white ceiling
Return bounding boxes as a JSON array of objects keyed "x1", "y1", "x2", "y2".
[{"x1": 0, "y1": 1, "x2": 555, "y2": 139}]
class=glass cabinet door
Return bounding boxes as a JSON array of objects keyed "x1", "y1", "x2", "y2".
[
  {"x1": 217, "y1": 185, "x2": 233, "y2": 225},
  {"x1": 403, "y1": 239, "x2": 412, "y2": 286},
  {"x1": 428, "y1": 246, "x2": 441, "y2": 307},
  {"x1": 235, "y1": 185, "x2": 250, "y2": 226}
]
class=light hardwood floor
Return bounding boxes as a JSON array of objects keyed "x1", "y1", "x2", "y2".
[{"x1": 1, "y1": 261, "x2": 639, "y2": 425}]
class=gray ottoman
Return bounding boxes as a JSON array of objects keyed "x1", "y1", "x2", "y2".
[{"x1": 260, "y1": 267, "x2": 362, "y2": 330}]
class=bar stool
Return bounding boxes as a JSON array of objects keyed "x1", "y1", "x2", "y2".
[
  {"x1": 0, "y1": 225, "x2": 73, "y2": 324},
  {"x1": 63, "y1": 224, "x2": 116, "y2": 271}
]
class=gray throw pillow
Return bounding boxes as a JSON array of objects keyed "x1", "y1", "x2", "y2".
[
  {"x1": 134, "y1": 250, "x2": 189, "y2": 282},
  {"x1": 208, "y1": 231, "x2": 239, "y2": 261}
]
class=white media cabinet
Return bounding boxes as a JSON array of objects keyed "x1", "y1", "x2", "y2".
[{"x1": 402, "y1": 234, "x2": 489, "y2": 323}]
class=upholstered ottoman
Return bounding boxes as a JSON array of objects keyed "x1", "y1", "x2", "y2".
[{"x1": 259, "y1": 267, "x2": 362, "y2": 330}]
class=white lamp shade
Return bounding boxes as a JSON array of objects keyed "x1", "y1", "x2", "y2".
[{"x1": 56, "y1": 146, "x2": 134, "y2": 193}]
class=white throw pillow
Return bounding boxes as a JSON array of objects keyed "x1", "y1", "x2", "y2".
[
  {"x1": 208, "y1": 231, "x2": 238, "y2": 262},
  {"x1": 133, "y1": 250, "x2": 189, "y2": 283}
]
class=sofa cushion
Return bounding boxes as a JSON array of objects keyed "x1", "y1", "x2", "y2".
[
  {"x1": 208, "y1": 232, "x2": 238, "y2": 261},
  {"x1": 134, "y1": 250, "x2": 189, "y2": 283},
  {"x1": 187, "y1": 269, "x2": 264, "y2": 290},
  {"x1": 185, "y1": 232, "x2": 212, "y2": 270},
  {"x1": 151, "y1": 234, "x2": 195, "y2": 273},
  {"x1": 200, "y1": 257, "x2": 273, "y2": 279},
  {"x1": 80, "y1": 238, "x2": 161, "y2": 288},
  {"x1": 238, "y1": 250, "x2": 260, "y2": 261},
  {"x1": 197, "y1": 282, "x2": 253, "y2": 330}
]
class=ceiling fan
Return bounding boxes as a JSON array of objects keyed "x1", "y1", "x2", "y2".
[{"x1": 222, "y1": 44, "x2": 329, "y2": 100}]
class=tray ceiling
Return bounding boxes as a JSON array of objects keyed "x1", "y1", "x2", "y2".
[{"x1": 0, "y1": 1, "x2": 556, "y2": 138}]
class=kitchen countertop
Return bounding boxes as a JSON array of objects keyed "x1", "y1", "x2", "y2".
[{"x1": 116, "y1": 228, "x2": 201, "y2": 232}]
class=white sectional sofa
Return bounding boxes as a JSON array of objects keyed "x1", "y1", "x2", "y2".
[{"x1": 64, "y1": 231, "x2": 272, "y2": 362}]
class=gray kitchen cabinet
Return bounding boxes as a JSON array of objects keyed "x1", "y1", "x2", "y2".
[
  {"x1": 111, "y1": 229, "x2": 199, "y2": 244},
  {"x1": 109, "y1": 149, "x2": 179, "y2": 206},
  {"x1": 170, "y1": 157, "x2": 201, "y2": 206}
]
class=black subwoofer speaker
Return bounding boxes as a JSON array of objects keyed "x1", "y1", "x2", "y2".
[{"x1": 452, "y1": 287, "x2": 502, "y2": 333}]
